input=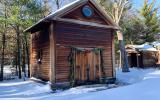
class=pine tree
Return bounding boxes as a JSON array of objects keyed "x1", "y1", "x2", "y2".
[
  {"x1": 0, "y1": 0, "x2": 45, "y2": 79},
  {"x1": 140, "y1": 0, "x2": 160, "y2": 42},
  {"x1": 0, "y1": 0, "x2": 8, "y2": 81}
]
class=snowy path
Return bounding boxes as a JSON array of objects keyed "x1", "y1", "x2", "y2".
[{"x1": 0, "y1": 68, "x2": 160, "y2": 100}]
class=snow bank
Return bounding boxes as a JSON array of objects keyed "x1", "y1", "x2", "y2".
[
  {"x1": 116, "y1": 68, "x2": 159, "y2": 84},
  {"x1": 0, "y1": 80, "x2": 52, "y2": 100},
  {"x1": 152, "y1": 41, "x2": 160, "y2": 47},
  {"x1": 3, "y1": 65, "x2": 13, "y2": 79},
  {"x1": 1, "y1": 68, "x2": 160, "y2": 100},
  {"x1": 75, "y1": 68, "x2": 160, "y2": 100}
]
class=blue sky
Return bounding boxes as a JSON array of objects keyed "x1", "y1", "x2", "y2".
[
  {"x1": 49, "y1": 0, "x2": 160, "y2": 12},
  {"x1": 132, "y1": 0, "x2": 160, "y2": 9}
]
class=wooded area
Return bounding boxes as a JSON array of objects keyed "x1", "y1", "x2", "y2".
[
  {"x1": 0, "y1": 0, "x2": 160, "y2": 81},
  {"x1": 0, "y1": 0, "x2": 53, "y2": 80}
]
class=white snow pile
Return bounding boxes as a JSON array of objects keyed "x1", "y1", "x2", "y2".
[
  {"x1": 3, "y1": 65, "x2": 28, "y2": 80},
  {"x1": 1, "y1": 68, "x2": 160, "y2": 100},
  {"x1": 152, "y1": 41, "x2": 160, "y2": 47},
  {"x1": 0, "y1": 80, "x2": 52, "y2": 100},
  {"x1": 3, "y1": 65, "x2": 16, "y2": 80},
  {"x1": 116, "y1": 68, "x2": 159, "y2": 84},
  {"x1": 132, "y1": 43, "x2": 158, "y2": 51}
]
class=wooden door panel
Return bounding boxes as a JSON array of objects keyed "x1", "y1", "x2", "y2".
[
  {"x1": 75, "y1": 52, "x2": 81, "y2": 81},
  {"x1": 75, "y1": 50, "x2": 101, "y2": 83},
  {"x1": 95, "y1": 52, "x2": 101, "y2": 79},
  {"x1": 88, "y1": 52, "x2": 95, "y2": 81}
]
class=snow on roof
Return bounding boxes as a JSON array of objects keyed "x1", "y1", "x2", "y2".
[
  {"x1": 25, "y1": 0, "x2": 85, "y2": 32},
  {"x1": 24, "y1": 0, "x2": 120, "y2": 32},
  {"x1": 128, "y1": 43, "x2": 158, "y2": 52},
  {"x1": 152, "y1": 41, "x2": 160, "y2": 47},
  {"x1": 41, "y1": 0, "x2": 84, "y2": 21}
]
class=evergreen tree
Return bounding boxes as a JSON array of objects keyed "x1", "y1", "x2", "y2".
[
  {"x1": 0, "y1": 0, "x2": 45, "y2": 79},
  {"x1": 0, "y1": 0, "x2": 7, "y2": 81},
  {"x1": 123, "y1": 0, "x2": 160, "y2": 44},
  {"x1": 140, "y1": 0, "x2": 160, "y2": 42}
]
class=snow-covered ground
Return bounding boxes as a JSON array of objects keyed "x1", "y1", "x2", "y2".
[{"x1": 1, "y1": 68, "x2": 160, "y2": 100}]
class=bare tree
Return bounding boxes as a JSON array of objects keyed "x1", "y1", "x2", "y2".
[
  {"x1": 98, "y1": 0, "x2": 131, "y2": 72},
  {"x1": 55, "y1": 0, "x2": 61, "y2": 9},
  {"x1": 44, "y1": 0, "x2": 51, "y2": 17}
]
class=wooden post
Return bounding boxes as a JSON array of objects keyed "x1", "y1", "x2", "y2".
[
  {"x1": 50, "y1": 22, "x2": 56, "y2": 84},
  {"x1": 127, "y1": 53, "x2": 131, "y2": 68},
  {"x1": 158, "y1": 51, "x2": 160, "y2": 64},
  {"x1": 136, "y1": 53, "x2": 139, "y2": 67},
  {"x1": 119, "y1": 51, "x2": 122, "y2": 69}
]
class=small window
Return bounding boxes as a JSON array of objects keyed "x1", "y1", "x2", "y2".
[{"x1": 82, "y1": 5, "x2": 94, "y2": 18}]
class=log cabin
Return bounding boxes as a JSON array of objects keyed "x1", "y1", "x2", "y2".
[
  {"x1": 25, "y1": 0, "x2": 120, "y2": 87},
  {"x1": 125, "y1": 44, "x2": 158, "y2": 68}
]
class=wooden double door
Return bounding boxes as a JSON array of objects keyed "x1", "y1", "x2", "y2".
[{"x1": 75, "y1": 50, "x2": 101, "y2": 84}]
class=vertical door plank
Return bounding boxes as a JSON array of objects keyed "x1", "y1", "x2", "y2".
[{"x1": 98, "y1": 51, "x2": 102, "y2": 82}]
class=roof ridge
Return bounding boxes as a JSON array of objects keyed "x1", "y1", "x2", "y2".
[{"x1": 25, "y1": 0, "x2": 120, "y2": 32}]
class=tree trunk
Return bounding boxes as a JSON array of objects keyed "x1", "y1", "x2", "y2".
[
  {"x1": 26, "y1": 45, "x2": 30, "y2": 78},
  {"x1": 23, "y1": 33, "x2": 30, "y2": 78},
  {"x1": 14, "y1": 53, "x2": 18, "y2": 76},
  {"x1": 17, "y1": 27, "x2": 21, "y2": 79},
  {"x1": 22, "y1": 42, "x2": 26, "y2": 78},
  {"x1": 25, "y1": 36, "x2": 30, "y2": 78},
  {"x1": 119, "y1": 40, "x2": 130, "y2": 72},
  {"x1": 0, "y1": 1, "x2": 6, "y2": 81},
  {"x1": 0, "y1": 33, "x2": 5, "y2": 81},
  {"x1": 117, "y1": 31, "x2": 129, "y2": 72}
]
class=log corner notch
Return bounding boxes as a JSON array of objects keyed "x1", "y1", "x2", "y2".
[
  {"x1": 117, "y1": 30, "x2": 130, "y2": 72},
  {"x1": 50, "y1": 22, "x2": 56, "y2": 84}
]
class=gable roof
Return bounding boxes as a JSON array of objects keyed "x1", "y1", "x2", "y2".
[{"x1": 25, "y1": 0, "x2": 120, "y2": 32}]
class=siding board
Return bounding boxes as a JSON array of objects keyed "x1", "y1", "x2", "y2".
[{"x1": 55, "y1": 22, "x2": 114, "y2": 82}]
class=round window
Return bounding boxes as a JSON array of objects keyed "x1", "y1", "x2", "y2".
[{"x1": 82, "y1": 5, "x2": 93, "y2": 17}]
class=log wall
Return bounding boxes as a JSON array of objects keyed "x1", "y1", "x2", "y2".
[
  {"x1": 30, "y1": 29, "x2": 50, "y2": 81},
  {"x1": 55, "y1": 22, "x2": 114, "y2": 82}
]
